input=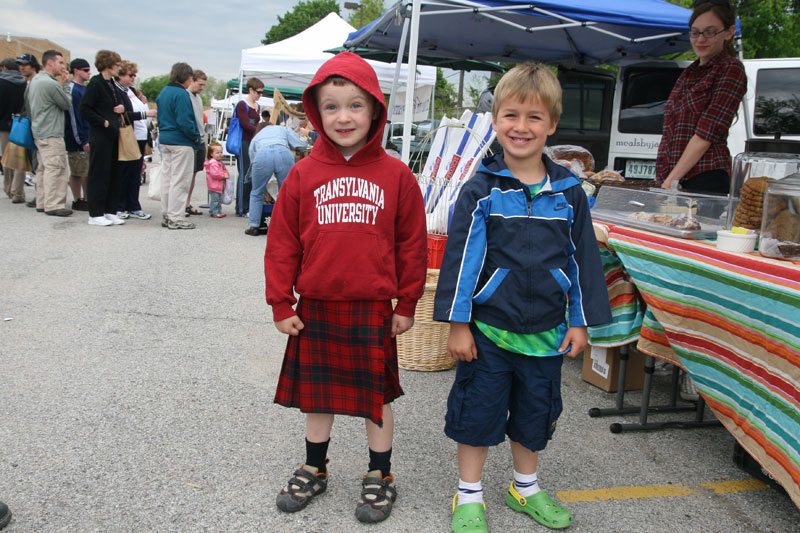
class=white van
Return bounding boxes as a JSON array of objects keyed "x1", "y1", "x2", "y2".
[{"x1": 550, "y1": 58, "x2": 800, "y2": 178}]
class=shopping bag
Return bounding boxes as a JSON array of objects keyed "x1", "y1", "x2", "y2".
[
  {"x1": 9, "y1": 115, "x2": 35, "y2": 150},
  {"x1": 147, "y1": 163, "x2": 161, "y2": 201},
  {"x1": 221, "y1": 177, "x2": 234, "y2": 205},
  {"x1": 225, "y1": 104, "x2": 242, "y2": 156},
  {"x1": 118, "y1": 114, "x2": 141, "y2": 161},
  {"x1": 1, "y1": 141, "x2": 32, "y2": 172}
]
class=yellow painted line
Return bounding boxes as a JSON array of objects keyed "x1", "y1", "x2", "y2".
[
  {"x1": 557, "y1": 484, "x2": 695, "y2": 502},
  {"x1": 699, "y1": 479, "x2": 768, "y2": 493},
  {"x1": 556, "y1": 478, "x2": 768, "y2": 503}
]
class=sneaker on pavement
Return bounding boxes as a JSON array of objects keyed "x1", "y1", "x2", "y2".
[
  {"x1": 115, "y1": 211, "x2": 130, "y2": 219},
  {"x1": 45, "y1": 208, "x2": 73, "y2": 217},
  {"x1": 161, "y1": 215, "x2": 169, "y2": 228},
  {"x1": 12, "y1": 198, "x2": 25, "y2": 204},
  {"x1": 25, "y1": 174, "x2": 35, "y2": 186},
  {"x1": 72, "y1": 198, "x2": 89, "y2": 211},
  {"x1": 104, "y1": 213, "x2": 125, "y2": 225},
  {"x1": 128, "y1": 210, "x2": 152, "y2": 220},
  {"x1": 88, "y1": 216, "x2": 113, "y2": 226},
  {"x1": 0, "y1": 500, "x2": 12, "y2": 530},
  {"x1": 26, "y1": 199, "x2": 36, "y2": 208},
  {"x1": 211, "y1": 213, "x2": 226, "y2": 218},
  {"x1": 167, "y1": 219, "x2": 196, "y2": 230}
]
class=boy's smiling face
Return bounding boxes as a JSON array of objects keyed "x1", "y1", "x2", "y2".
[
  {"x1": 316, "y1": 80, "x2": 377, "y2": 157},
  {"x1": 493, "y1": 95, "x2": 557, "y2": 169}
]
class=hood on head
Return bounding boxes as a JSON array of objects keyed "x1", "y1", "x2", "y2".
[
  {"x1": 302, "y1": 52, "x2": 386, "y2": 162},
  {"x1": 0, "y1": 70, "x2": 26, "y2": 85}
]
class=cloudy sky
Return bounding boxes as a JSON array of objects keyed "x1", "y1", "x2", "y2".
[{"x1": 1, "y1": 0, "x2": 313, "y2": 80}]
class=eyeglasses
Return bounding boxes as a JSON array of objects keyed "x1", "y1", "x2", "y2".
[
  {"x1": 79, "y1": 68, "x2": 90, "y2": 72},
  {"x1": 693, "y1": 0, "x2": 731, "y2": 7},
  {"x1": 689, "y1": 28, "x2": 724, "y2": 39},
  {"x1": 255, "y1": 89, "x2": 264, "y2": 95}
]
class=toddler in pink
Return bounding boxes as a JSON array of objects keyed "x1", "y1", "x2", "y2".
[{"x1": 204, "y1": 143, "x2": 229, "y2": 218}]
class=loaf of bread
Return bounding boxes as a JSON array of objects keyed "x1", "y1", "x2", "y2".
[
  {"x1": 591, "y1": 170, "x2": 625, "y2": 183},
  {"x1": 547, "y1": 145, "x2": 594, "y2": 173}
]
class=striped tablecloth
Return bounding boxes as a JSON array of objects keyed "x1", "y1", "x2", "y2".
[{"x1": 604, "y1": 224, "x2": 800, "y2": 509}]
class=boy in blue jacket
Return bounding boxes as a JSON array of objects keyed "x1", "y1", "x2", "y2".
[{"x1": 433, "y1": 63, "x2": 611, "y2": 532}]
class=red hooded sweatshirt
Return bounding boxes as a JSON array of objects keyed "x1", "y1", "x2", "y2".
[{"x1": 264, "y1": 52, "x2": 428, "y2": 322}]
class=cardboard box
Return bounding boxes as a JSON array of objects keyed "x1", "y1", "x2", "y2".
[{"x1": 581, "y1": 345, "x2": 646, "y2": 392}]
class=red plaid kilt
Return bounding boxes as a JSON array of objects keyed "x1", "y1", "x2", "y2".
[{"x1": 274, "y1": 297, "x2": 403, "y2": 425}]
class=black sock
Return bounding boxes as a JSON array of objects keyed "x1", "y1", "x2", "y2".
[
  {"x1": 305, "y1": 439, "x2": 329, "y2": 474},
  {"x1": 368, "y1": 448, "x2": 392, "y2": 478}
]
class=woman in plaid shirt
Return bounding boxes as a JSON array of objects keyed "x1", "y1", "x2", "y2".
[{"x1": 657, "y1": 0, "x2": 746, "y2": 194}]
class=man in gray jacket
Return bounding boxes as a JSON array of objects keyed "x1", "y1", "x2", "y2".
[{"x1": 27, "y1": 49, "x2": 72, "y2": 216}]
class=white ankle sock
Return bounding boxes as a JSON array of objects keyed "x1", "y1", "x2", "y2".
[
  {"x1": 513, "y1": 470, "x2": 541, "y2": 497},
  {"x1": 457, "y1": 479, "x2": 483, "y2": 505}
]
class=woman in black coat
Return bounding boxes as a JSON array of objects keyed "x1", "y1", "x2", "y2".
[{"x1": 79, "y1": 50, "x2": 153, "y2": 226}]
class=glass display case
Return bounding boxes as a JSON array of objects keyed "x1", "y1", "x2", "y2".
[
  {"x1": 728, "y1": 139, "x2": 800, "y2": 229},
  {"x1": 591, "y1": 186, "x2": 732, "y2": 239},
  {"x1": 759, "y1": 173, "x2": 800, "y2": 260}
]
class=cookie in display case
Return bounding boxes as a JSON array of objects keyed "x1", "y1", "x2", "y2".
[
  {"x1": 759, "y1": 173, "x2": 800, "y2": 261},
  {"x1": 591, "y1": 186, "x2": 732, "y2": 239}
]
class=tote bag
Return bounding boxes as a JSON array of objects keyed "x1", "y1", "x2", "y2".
[
  {"x1": 1, "y1": 141, "x2": 32, "y2": 172},
  {"x1": 9, "y1": 115, "x2": 35, "y2": 151},
  {"x1": 225, "y1": 102, "x2": 243, "y2": 156},
  {"x1": 118, "y1": 114, "x2": 141, "y2": 161},
  {"x1": 147, "y1": 164, "x2": 161, "y2": 201}
]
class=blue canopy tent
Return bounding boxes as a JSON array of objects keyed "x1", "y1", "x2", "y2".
[
  {"x1": 343, "y1": 0, "x2": 728, "y2": 160},
  {"x1": 344, "y1": 0, "x2": 701, "y2": 66}
]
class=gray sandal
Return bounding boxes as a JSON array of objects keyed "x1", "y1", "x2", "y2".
[
  {"x1": 355, "y1": 470, "x2": 397, "y2": 523},
  {"x1": 276, "y1": 464, "x2": 328, "y2": 513}
]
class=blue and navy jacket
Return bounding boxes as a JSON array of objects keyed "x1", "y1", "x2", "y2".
[{"x1": 433, "y1": 151, "x2": 612, "y2": 334}]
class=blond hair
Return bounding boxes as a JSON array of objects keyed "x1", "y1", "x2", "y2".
[{"x1": 492, "y1": 63, "x2": 562, "y2": 123}]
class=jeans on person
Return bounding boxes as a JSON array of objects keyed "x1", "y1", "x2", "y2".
[
  {"x1": 248, "y1": 144, "x2": 294, "y2": 228},
  {"x1": 208, "y1": 191, "x2": 222, "y2": 216}
]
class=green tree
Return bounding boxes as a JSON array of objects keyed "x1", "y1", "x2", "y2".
[
  {"x1": 201, "y1": 77, "x2": 229, "y2": 106},
  {"x1": 262, "y1": 0, "x2": 340, "y2": 44},
  {"x1": 345, "y1": 0, "x2": 385, "y2": 29},
  {"x1": 666, "y1": 0, "x2": 800, "y2": 58},
  {"x1": 139, "y1": 74, "x2": 170, "y2": 102},
  {"x1": 434, "y1": 68, "x2": 458, "y2": 119}
]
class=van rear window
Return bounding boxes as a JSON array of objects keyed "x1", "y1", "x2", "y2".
[
  {"x1": 754, "y1": 68, "x2": 800, "y2": 136},
  {"x1": 618, "y1": 67, "x2": 683, "y2": 134}
]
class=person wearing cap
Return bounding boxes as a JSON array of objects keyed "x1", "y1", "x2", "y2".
[
  {"x1": 0, "y1": 57, "x2": 28, "y2": 204},
  {"x1": 26, "y1": 49, "x2": 73, "y2": 216},
  {"x1": 15, "y1": 53, "x2": 40, "y2": 83},
  {"x1": 64, "y1": 58, "x2": 91, "y2": 211}
]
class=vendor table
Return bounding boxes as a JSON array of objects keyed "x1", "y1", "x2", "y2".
[{"x1": 600, "y1": 223, "x2": 800, "y2": 509}]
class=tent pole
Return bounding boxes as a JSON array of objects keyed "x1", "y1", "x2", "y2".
[
  {"x1": 401, "y1": 0, "x2": 421, "y2": 165},
  {"x1": 383, "y1": 16, "x2": 411, "y2": 147}
]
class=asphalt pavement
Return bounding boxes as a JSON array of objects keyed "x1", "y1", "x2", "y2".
[{"x1": 1, "y1": 166, "x2": 798, "y2": 532}]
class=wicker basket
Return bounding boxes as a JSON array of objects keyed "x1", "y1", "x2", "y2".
[{"x1": 396, "y1": 269, "x2": 455, "y2": 372}]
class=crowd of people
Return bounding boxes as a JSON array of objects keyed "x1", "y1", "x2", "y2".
[{"x1": 0, "y1": 49, "x2": 322, "y2": 234}]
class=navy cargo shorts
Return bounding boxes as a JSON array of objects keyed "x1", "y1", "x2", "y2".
[{"x1": 444, "y1": 323, "x2": 564, "y2": 452}]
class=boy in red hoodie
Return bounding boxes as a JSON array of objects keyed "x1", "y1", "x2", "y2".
[{"x1": 264, "y1": 52, "x2": 427, "y2": 523}]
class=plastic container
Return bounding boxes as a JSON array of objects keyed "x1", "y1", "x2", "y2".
[
  {"x1": 758, "y1": 173, "x2": 800, "y2": 260},
  {"x1": 716, "y1": 230, "x2": 757, "y2": 253},
  {"x1": 427, "y1": 234, "x2": 447, "y2": 269},
  {"x1": 728, "y1": 140, "x2": 800, "y2": 229}
]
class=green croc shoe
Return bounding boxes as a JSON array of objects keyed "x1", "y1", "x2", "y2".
[
  {"x1": 451, "y1": 494, "x2": 488, "y2": 532},
  {"x1": 505, "y1": 481, "x2": 572, "y2": 529}
]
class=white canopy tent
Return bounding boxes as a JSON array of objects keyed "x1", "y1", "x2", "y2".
[{"x1": 238, "y1": 12, "x2": 437, "y2": 121}]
